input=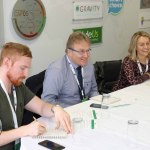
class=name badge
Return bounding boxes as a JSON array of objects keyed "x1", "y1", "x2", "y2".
[
  {"x1": 82, "y1": 97, "x2": 87, "y2": 102},
  {"x1": 14, "y1": 139, "x2": 20, "y2": 150}
]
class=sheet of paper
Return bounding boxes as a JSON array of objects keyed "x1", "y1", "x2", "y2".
[{"x1": 90, "y1": 95, "x2": 120, "y2": 105}]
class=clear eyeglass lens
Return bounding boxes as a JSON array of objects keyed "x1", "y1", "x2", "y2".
[{"x1": 79, "y1": 49, "x2": 91, "y2": 55}]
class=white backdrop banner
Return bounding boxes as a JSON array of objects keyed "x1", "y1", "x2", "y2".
[{"x1": 73, "y1": 1, "x2": 103, "y2": 20}]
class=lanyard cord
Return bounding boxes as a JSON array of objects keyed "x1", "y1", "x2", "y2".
[
  {"x1": 66, "y1": 56, "x2": 85, "y2": 98},
  {"x1": 0, "y1": 79, "x2": 18, "y2": 128},
  {"x1": 137, "y1": 59, "x2": 148, "y2": 75},
  {"x1": 12, "y1": 86, "x2": 17, "y2": 111}
]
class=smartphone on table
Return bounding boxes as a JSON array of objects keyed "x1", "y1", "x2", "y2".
[
  {"x1": 38, "y1": 140, "x2": 65, "y2": 150},
  {"x1": 90, "y1": 103, "x2": 108, "y2": 109}
]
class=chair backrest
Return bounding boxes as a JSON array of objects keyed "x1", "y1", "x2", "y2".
[
  {"x1": 103, "y1": 60, "x2": 122, "y2": 82},
  {"x1": 94, "y1": 60, "x2": 122, "y2": 94},
  {"x1": 102, "y1": 60, "x2": 122, "y2": 93},
  {"x1": 22, "y1": 70, "x2": 46, "y2": 125},
  {"x1": 25, "y1": 70, "x2": 46, "y2": 98},
  {"x1": 94, "y1": 61, "x2": 104, "y2": 85}
]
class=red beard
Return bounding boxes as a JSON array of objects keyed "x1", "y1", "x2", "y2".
[{"x1": 7, "y1": 72, "x2": 25, "y2": 86}]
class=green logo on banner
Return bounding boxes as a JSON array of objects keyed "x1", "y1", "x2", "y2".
[{"x1": 73, "y1": 27, "x2": 102, "y2": 44}]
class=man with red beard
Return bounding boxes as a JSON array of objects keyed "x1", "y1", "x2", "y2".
[
  {"x1": 0, "y1": 42, "x2": 72, "y2": 150},
  {"x1": 41, "y1": 32, "x2": 99, "y2": 108}
]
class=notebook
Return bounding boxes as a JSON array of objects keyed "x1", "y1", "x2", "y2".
[
  {"x1": 32, "y1": 117, "x2": 68, "y2": 139},
  {"x1": 33, "y1": 128, "x2": 68, "y2": 139}
]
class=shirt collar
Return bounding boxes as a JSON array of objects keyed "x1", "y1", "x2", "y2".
[{"x1": 66, "y1": 55, "x2": 79, "y2": 69}]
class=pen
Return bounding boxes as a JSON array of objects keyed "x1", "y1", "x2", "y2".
[
  {"x1": 33, "y1": 116, "x2": 37, "y2": 121},
  {"x1": 33, "y1": 116, "x2": 46, "y2": 130},
  {"x1": 92, "y1": 110, "x2": 97, "y2": 119},
  {"x1": 111, "y1": 103, "x2": 131, "y2": 108}
]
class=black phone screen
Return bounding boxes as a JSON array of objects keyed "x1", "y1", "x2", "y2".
[
  {"x1": 90, "y1": 103, "x2": 108, "y2": 109},
  {"x1": 90, "y1": 103, "x2": 101, "y2": 108},
  {"x1": 38, "y1": 140, "x2": 65, "y2": 150}
]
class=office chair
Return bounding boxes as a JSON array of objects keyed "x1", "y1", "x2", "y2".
[
  {"x1": 94, "y1": 60, "x2": 122, "y2": 94},
  {"x1": 94, "y1": 61, "x2": 104, "y2": 93},
  {"x1": 22, "y1": 70, "x2": 46, "y2": 125}
]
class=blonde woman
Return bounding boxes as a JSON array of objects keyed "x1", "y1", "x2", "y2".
[{"x1": 113, "y1": 31, "x2": 150, "y2": 91}]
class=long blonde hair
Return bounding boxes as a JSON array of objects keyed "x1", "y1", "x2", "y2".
[{"x1": 128, "y1": 31, "x2": 150, "y2": 61}]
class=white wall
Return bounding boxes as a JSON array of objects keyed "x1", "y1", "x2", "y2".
[
  {"x1": 1, "y1": 0, "x2": 150, "y2": 76},
  {"x1": 0, "y1": 0, "x2": 4, "y2": 46}
]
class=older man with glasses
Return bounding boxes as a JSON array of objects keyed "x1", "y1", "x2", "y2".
[{"x1": 41, "y1": 32, "x2": 99, "y2": 108}]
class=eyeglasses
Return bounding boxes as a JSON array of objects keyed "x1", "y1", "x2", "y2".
[{"x1": 68, "y1": 48, "x2": 91, "y2": 56}]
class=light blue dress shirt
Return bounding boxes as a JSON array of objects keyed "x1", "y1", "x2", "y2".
[{"x1": 41, "y1": 55, "x2": 99, "y2": 107}]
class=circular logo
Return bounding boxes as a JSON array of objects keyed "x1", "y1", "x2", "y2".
[{"x1": 12, "y1": 0, "x2": 46, "y2": 40}]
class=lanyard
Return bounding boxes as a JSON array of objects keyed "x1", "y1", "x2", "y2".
[
  {"x1": 137, "y1": 59, "x2": 148, "y2": 75},
  {"x1": 66, "y1": 56, "x2": 85, "y2": 99},
  {"x1": 0, "y1": 79, "x2": 18, "y2": 128},
  {"x1": 0, "y1": 79, "x2": 20, "y2": 149}
]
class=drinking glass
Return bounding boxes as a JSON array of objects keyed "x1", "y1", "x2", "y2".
[
  {"x1": 70, "y1": 117, "x2": 83, "y2": 146},
  {"x1": 100, "y1": 94, "x2": 110, "y2": 119},
  {"x1": 101, "y1": 93, "x2": 110, "y2": 108},
  {"x1": 127, "y1": 120, "x2": 139, "y2": 148},
  {"x1": 72, "y1": 117, "x2": 83, "y2": 133}
]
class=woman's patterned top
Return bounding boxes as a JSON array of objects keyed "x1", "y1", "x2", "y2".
[{"x1": 113, "y1": 56, "x2": 150, "y2": 91}]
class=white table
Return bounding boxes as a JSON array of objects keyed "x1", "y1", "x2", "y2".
[{"x1": 20, "y1": 80, "x2": 150, "y2": 150}]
